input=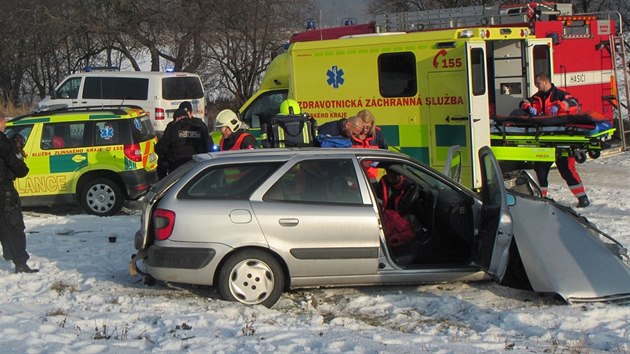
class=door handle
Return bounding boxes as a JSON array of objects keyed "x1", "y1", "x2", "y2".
[
  {"x1": 278, "y1": 218, "x2": 299, "y2": 227},
  {"x1": 446, "y1": 116, "x2": 468, "y2": 122},
  {"x1": 72, "y1": 155, "x2": 87, "y2": 163}
]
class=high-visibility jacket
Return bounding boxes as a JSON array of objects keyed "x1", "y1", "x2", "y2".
[
  {"x1": 521, "y1": 85, "x2": 579, "y2": 115},
  {"x1": 219, "y1": 130, "x2": 257, "y2": 151}
]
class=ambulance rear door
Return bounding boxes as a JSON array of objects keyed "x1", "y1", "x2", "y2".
[
  {"x1": 466, "y1": 41, "x2": 490, "y2": 189},
  {"x1": 525, "y1": 38, "x2": 553, "y2": 97}
]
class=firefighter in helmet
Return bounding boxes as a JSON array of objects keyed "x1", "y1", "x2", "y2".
[{"x1": 215, "y1": 109, "x2": 258, "y2": 150}]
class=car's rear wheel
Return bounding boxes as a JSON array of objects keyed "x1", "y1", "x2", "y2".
[
  {"x1": 217, "y1": 249, "x2": 284, "y2": 307},
  {"x1": 79, "y1": 178, "x2": 123, "y2": 216}
]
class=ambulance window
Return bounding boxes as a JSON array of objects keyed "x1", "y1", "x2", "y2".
[
  {"x1": 378, "y1": 52, "x2": 417, "y2": 98},
  {"x1": 240, "y1": 90, "x2": 288, "y2": 128},
  {"x1": 471, "y1": 48, "x2": 485, "y2": 96},
  {"x1": 95, "y1": 121, "x2": 122, "y2": 145},
  {"x1": 41, "y1": 122, "x2": 86, "y2": 150},
  {"x1": 532, "y1": 45, "x2": 551, "y2": 78}
]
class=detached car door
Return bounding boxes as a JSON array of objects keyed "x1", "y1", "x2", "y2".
[{"x1": 250, "y1": 156, "x2": 381, "y2": 279}]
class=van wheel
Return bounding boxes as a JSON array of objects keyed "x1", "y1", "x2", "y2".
[
  {"x1": 217, "y1": 250, "x2": 284, "y2": 308},
  {"x1": 79, "y1": 178, "x2": 123, "y2": 216}
]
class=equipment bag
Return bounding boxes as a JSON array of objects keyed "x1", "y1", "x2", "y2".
[
  {"x1": 382, "y1": 209, "x2": 415, "y2": 247},
  {"x1": 262, "y1": 114, "x2": 317, "y2": 148}
]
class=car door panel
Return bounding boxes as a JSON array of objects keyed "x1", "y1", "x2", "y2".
[
  {"x1": 251, "y1": 201, "x2": 380, "y2": 278},
  {"x1": 509, "y1": 196, "x2": 630, "y2": 302}
]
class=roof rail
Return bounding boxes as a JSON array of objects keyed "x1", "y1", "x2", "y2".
[{"x1": 19, "y1": 105, "x2": 146, "y2": 119}]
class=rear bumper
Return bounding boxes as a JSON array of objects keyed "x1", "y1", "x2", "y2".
[
  {"x1": 120, "y1": 169, "x2": 158, "y2": 199},
  {"x1": 145, "y1": 245, "x2": 216, "y2": 269}
]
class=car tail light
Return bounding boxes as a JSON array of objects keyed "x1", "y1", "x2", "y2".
[
  {"x1": 154, "y1": 208, "x2": 176, "y2": 241},
  {"x1": 155, "y1": 108, "x2": 165, "y2": 120},
  {"x1": 124, "y1": 143, "x2": 143, "y2": 162}
]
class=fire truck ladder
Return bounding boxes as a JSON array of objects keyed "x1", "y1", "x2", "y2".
[
  {"x1": 374, "y1": 3, "x2": 572, "y2": 32},
  {"x1": 610, "y1": 34, "x2": 629, "y2": 150}
]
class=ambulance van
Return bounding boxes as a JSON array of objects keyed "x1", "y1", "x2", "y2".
[
  {"x1": 37, "y1": 71, "x2": 206, "y2": 136},
  {"x1": 6, "y1": 106, "x2": 158, "y2": 216},
  {"x1": 240, "y1": 26, "x2": 555, "y2": 189}
]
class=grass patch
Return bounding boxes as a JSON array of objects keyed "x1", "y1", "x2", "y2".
[{"x1": 51, "y1": 280, "x2": 79, "y2": 295}]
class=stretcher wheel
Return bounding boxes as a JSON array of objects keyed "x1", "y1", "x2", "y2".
[
  {"x1": 588, "y1": 150, "x2": 601, "y2": 159},
  {"x1": 574, "y1": 150, "x2": 587, "y2": 164}
]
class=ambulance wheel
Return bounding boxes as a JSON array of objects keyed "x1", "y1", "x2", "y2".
[
  {"x1": 573, "y1": 150, "x2": 587, "y2": 164},
  {"x1": 588, "y1": 150, "x2": 601, "y2": 159},
  {"x1": 79, "y1": 178, "x2": 123, "y2": 216}
]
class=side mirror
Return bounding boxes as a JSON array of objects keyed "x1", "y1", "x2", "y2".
[{"x1": 60, "y1": 92, "x2": 69, "y2": 99}]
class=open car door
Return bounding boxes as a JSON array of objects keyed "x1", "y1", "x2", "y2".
[{"x1": 472, "y1": 146, "x2": 514, "y2": 280}]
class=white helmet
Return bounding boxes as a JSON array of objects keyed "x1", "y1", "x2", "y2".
[{"x1": 215, "y1": 109, "x2": 241, "y2": 132}]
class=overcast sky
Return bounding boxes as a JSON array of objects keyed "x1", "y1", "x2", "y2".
[{"x1": 311, "y1": 0, "x2": 371, "y2": 27}]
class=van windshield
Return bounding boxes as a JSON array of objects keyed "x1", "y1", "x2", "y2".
[{"x1": 162, "y1": 77, "x2": 204, "y2": 100}]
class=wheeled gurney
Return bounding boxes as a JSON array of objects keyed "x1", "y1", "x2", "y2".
[{"x1": 490, "y1": 112, "x2": 616, "y2": 163}]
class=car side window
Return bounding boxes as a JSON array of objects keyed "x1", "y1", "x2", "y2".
[
  {"x1": 95, "y1": 120, "x2": 121, "y2": 146},
  {"x1": 41, "y1": 122, "x2": 88, "y2": 150},
  {"x1": 180, "y1": 162, "x2": 282, "y2": 200},
  {"x1": 263, "y1": 159, "x2": 362, "y2": 204}
]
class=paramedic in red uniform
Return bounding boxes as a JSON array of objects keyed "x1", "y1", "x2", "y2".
[
  {"x1": 215, "y1": 109, "x2": 258, "y2": 150},
  {"x1": 520, "y1": 73, "x2": 590, "y2": 208}
]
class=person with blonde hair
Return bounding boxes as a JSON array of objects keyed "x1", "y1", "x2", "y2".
[{"x1": 356, "y1": 109, "x2": 387, "y2": 149}]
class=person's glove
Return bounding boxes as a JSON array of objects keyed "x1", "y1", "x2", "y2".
[
  {"x1": 549, "y1": 105, "x2": 559, "y2": 115},
  {"x1": 527, "y1": 107, "x2": 538, "y2": 116}
]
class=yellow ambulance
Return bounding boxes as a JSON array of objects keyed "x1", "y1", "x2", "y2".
[
  {"x1": 240, "y1": 26, "x2": 556, "y2": 189},
  {"x1": 6, "y1": 106, "x2": 158, "y2": 216}
]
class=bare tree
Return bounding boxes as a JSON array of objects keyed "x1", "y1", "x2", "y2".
[{"x1": 203, "y1": 0, "x2": 315, "y2": 106}]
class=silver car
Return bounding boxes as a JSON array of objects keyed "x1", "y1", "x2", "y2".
[{"x1": 131, "y1": 147, "x2": 630, "y2": 307}]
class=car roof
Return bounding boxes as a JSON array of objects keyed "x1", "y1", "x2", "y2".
[
  {"x1": 195, "y1": 148, "x2": 409, "y2": 163},
  {"x1": 65, "y1": 71, "x2": 201, "y2": 78},
  {"x1": 8, "y1": 105, "x2": 147, "y2": 125}
]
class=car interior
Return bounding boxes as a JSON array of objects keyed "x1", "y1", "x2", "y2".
[{"x1": 367, "y1": 160, "x2": 475, "y2": 268}]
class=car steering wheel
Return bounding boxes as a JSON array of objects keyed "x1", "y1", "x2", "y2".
[{"x1": 398, "y1": 184, "x2": 420, "y2": 214}]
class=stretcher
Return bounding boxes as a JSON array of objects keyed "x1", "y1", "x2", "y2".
[{"x1": 490, "y1": 112, "x2": 616, "y2": 163}]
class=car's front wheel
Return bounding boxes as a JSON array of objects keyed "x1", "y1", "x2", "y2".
[
  {"x1": 217, "y1": 249, "x2": 284, "y2": 308},
  {"x1": 79, "y1": 178, "x2": 123, "y2": 216}
]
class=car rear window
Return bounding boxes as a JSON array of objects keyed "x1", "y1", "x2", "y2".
[
  {"x1": 129, "y1": 115, "x2": 156, "y2": 143},
  {"x1": 162, "y1": 77, "x2": 204, "y2": 100}
]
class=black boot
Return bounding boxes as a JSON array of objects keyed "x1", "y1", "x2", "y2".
[
  {"x1": 15, "y1": 264, "x2": 39, "y2": 273},
  {"x1": 577, "y1": 196, "x2": 590, "y2": 208}
]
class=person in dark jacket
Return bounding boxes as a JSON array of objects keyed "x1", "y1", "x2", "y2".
[
  {"x1": 317, "y1": 116, "x2": 364, "y2": 145},
  {"x1": 155, "y1": 107, "x2": 211, "y2": 176},
  {"x1": 520, "y1": 73, "x2": 590, "y2": 208},
  {"x1": 215, "y1": 109, "x2": 258, "y2": 150},
  {"x1": 0, "y1": 113, "x2": 38, "y2": 273}
]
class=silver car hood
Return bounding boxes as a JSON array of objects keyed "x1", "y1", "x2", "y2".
[{"x1": 509, "y1": 195, "x2": 630, "y2": 303}]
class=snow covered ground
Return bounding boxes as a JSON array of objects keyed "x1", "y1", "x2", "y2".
[{"x1": 1, "y1": 151, "x2": 630, "y2": 353}]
